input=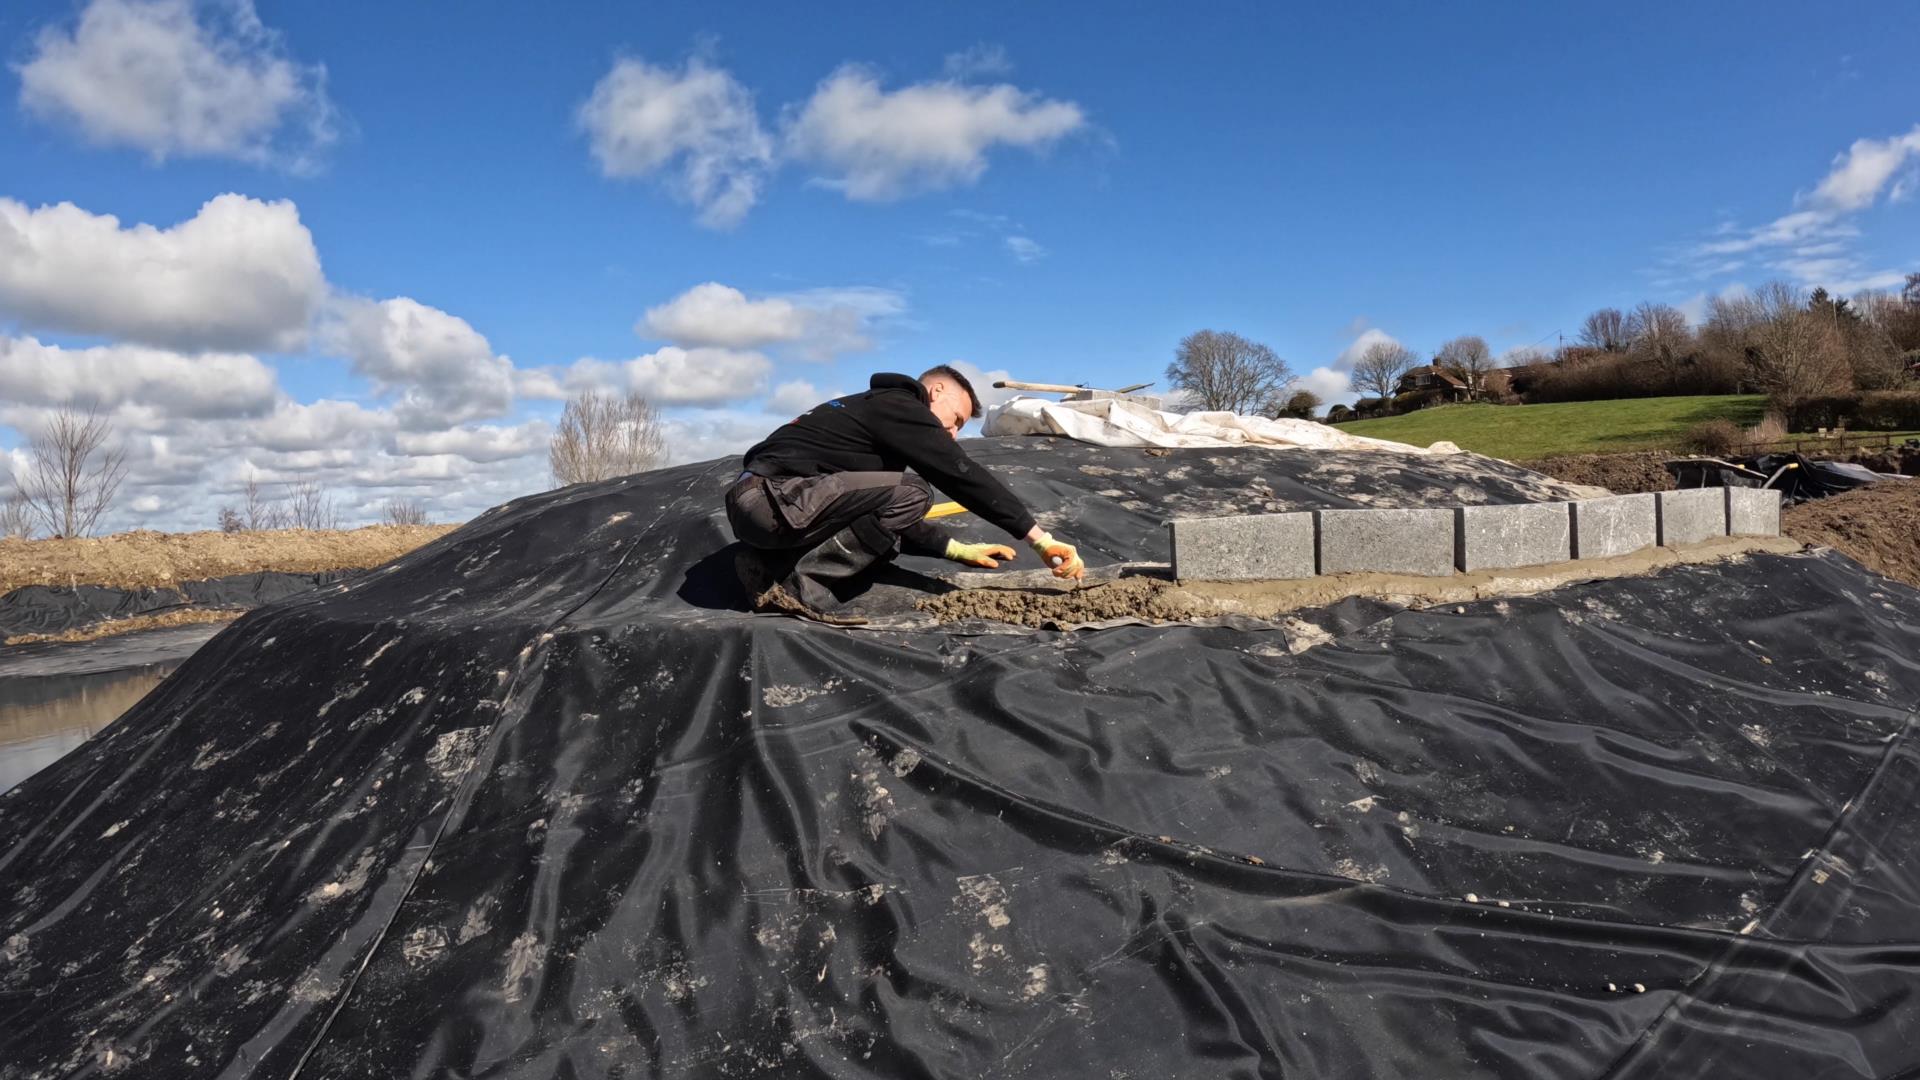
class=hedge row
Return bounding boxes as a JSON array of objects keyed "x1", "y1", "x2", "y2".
[{"x1": 1790, "y1": 391, "x2": 1920, "y2": 431}]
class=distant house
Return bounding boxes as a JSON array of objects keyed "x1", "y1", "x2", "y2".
[
  {"x1": 1393, "y1": 365, "x2": 1471, "y2": 401},
  {"x1": 1392, "y1": 364, "x2": 1515, "y2": 403}
]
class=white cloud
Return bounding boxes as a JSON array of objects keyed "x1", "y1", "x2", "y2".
[
  {"x1": 393, "y1": 421, "x2": 550, "y2": 463},
  {"x1": 130, "y1": 494, "x2": 163, "y2": 514},
  {"x1": 562, "y1": 346, "x2": 771, "y2": 406},
  {"x1": 1297, "y1": 366, "x2": 1352, "y2": 404},
  {"x1": 1004, "y1": 235, "x2": 1046, "y2": 263},
  {"x1": 579, "y1": 56, "x2": 773, "y2": 228},
  {"x1": 785, "y1": 66, "x2": 1085, "y2": 200},
  {"x1": 1808, "y1": 125, "x2": 1920, "y2": 211},
  {"x1": 659, "y1": 409, "x2": 781, "y2": 466},
  {"x1": 0, "y1": 335, "x2": 279, "y2": 418},
  {"x1": 640, "y1": 282, "x2": 811, "y2": 348},
  {"x1": 639, "y1": 281, "x2": 905, "y2": 359},
  {"x1": 244, "y1": 399, "x2": 392, "y2": 453},
  {"x1": 1669, "y1": 124, "x2": 1920, "y2": 294},
  {"x1": 943, "y1": 359, "x2": 1021, "y2": 422},
  {"x1": 766, "y1": 379, "x2": 827, "y2": 415},
  {"x1": 16, "y1": 0, "x2": 337, "y2": 169},
  {"x1": 1335, "y1": 328, "x2": 1406, "y2": 370},
  {"x1": 327, "y1": 296, "x2": 516, "y2": 430},
  {"x1": 0, "y1": 193, "x2": 324, "y2": 352}
]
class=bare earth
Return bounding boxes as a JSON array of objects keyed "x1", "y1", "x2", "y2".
[
  {"x1": 1783, "y1": 481, "x2": 1920, "y2": 589},
  {"x1": 0, "y1": 525, "x2": 454, "y2": 595}
]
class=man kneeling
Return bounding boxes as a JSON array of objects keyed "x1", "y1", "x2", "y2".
[{"x1": 726, "y1": 366, "x2": 1086, "y2": 624}]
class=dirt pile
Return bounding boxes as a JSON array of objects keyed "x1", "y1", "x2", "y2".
[
  {"x1": 1783, "y1": 481, "x2": 1920, "y2": 588},
  {"x1": 1515, "y1": 451, "x2": 1675, "y2": 494},
  {"x1": 0, "y1": 525, "x2": 454, "y2": 594}
]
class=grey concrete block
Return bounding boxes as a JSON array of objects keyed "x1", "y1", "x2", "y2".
[
  {"x1": 1316, "y1": 508, "x2": 1455, "y2": 577},
  {"x1": 1168, "y1": 512, "x2": 1316, "y2": 581},
  {"x1": 1455, "y1": 502, "x2": 1571, "y2": 572},
  {"x1": 1657, "y1": 488, "x2": 1727, "y2": 546},
  {"x1": 1726, "y1": 487, "x2": 1782, "y2": 537},
  {"x1": 1570, "y1": 494, "x2": 1657, "y2": 560}
]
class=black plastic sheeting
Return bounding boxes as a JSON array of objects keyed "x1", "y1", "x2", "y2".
[
  {"x1": 0, "y1": 570, "x2": 349, "y2": 640},
  {"x1": 1666, "y1": 452, "x2": 1909, "y2": 504},
  {"x1": 2, "y1": 438, "x2": 1918, "y2": 1079}
]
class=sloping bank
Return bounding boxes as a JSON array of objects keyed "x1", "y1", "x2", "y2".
[
  {"x1": 0, "y1": 525, "x2": 454, "y2": 643},
  {"x1": 5, "y1": 439, "x2": 1920, "y2": 1078}
]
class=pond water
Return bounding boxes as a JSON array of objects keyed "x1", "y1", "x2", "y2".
[{"x1": 0, "y1": 665, "x2": 175, "y2": 792}]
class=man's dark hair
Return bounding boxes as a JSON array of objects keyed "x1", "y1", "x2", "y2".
[{"x1": 919, "y1": 364, "x2": 982, "y2": 418}]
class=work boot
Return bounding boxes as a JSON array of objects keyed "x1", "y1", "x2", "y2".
[
  {"x1": 735, "y1": 546, "x2": 869, "y2": 627},
  {"x1": 775, "y1": 516, "x2": 899, "y2": 625}
]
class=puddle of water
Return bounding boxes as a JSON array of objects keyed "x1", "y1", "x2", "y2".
[{"x1": 0, "y1": 666, "x2": 173, "y2": 792}]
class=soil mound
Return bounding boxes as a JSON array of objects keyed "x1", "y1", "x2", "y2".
[
  {"x1": 1516, "y1": 449, "x2": 1675, "y2": 493},
  {"x1": 3, "y1": 437, "x2": 1919, "y2": 1079},
  {"x1": 0, "y1": 524, "x2": 452, "y2": 595},
  {"x1": 1784, "y1": 480, "x2": 1920, "y2": 588}
]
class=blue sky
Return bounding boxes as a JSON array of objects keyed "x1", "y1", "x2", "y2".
[{"x1": 1, "y1": 0, "x2": 1916, "y2": 530}]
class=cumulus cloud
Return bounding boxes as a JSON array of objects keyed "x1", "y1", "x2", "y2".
[
  {"x1": 16, "y1": 0, "x2": 337, "y2": 169},
  {"x1": 1335, "y1": 328, "x2": 1406, "y2": 370},
  {"x1": 639, "y1": 281, "x2": 905, "y2": 359},
  {"x1": 579, "y1": 56, "x2": 773, "y2": 228},
  {"x1": 943, "y1": 359, "x2": 1021, "y2": 421},
  {"x1": 243, "y1": 399, "x2": 392, "y2": 453},
  {"x1": 1296, "y1": 367, "x2": 1352, "y2": 403},
  {"x1": 1668, "y1": 124, "x2": 1920, "y2": 294},
  {"x1": 658, "y1": 409, "x2": 782, "y2": 466},
  {"x1": 0, "y1": 336, "x2": 279, "y2": 418},
  {"x1": 784, "y1": 66, "x2": 1085, "y2": 200},
  {"x1": 393, "y1": 421, "x2": 550, "y2": 463},
  {"x1": 0, "y1": 194, "x2": 325, "y2": 352},
  {"x1": 326, "y1": 297, "x2": 516, "y2": 431},
  {"x1": 640, "y1": 282, "x2": 811, "y2": 348},
  {"x1": 561, "y1": 346, "x2": 771, "y2": 406},
  {"x1": 766, "y1": 379, "x2": 828, "y2": 415}
]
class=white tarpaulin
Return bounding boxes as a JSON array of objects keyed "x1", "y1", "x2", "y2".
[{"x1": 982, "y1": 397, "x2": 1461, "y2": 454}]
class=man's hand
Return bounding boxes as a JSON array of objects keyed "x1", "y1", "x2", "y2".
[
  {"x1": 1026, "y1": 530, "x2": 1086, "y2": 580},
  {"x1": 944, "y1": 539, "x2": 1017, "y2": 568}
]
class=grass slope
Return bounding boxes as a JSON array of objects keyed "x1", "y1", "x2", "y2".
[{"x1": 1332, "y1": 395, "x2": 1770, "y2": 459}]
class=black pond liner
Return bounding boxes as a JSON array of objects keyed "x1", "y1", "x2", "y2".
[{"x1": 1, "y1": 437, "x2": 1917, "y2": 1079}]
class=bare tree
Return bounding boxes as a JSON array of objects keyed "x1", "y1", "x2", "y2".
[
  {"x1": 1435, "y1": 335, "x2": 1495, "y2": 395},
  {"x1": 216, "y1": 506, "x2": 244, "y2": 533},
  {"x1": 242, "y1": 478, "x2": 288, "y2": 530},
  {"x1": 1164, "y1": 330, "x2": 1295, "y2": 414},
  {"x1": 382, "y1": 497, "x2": 430, "y2": 526},
  {"x1": 284, "y1": 480, "x2": 339, "y2": 531},
  {"x1": 1744, "y1": 282, "x2": 1849, "y2": 409},
  {"x1": 1578, "y1": 308, "x2": 1629, "y2": 352},
  {"x1": 1, "y1": 495, "x2": 35, "y2": 539},
  {"x1": 549, "y1": 391, "x2": 668, "y2": 487},
  {"x1": 10, "y1": 404, "x2": 127, "y2": 538},
  {"x1": 1625, "y1": 302, "x2": 1692, "y2": 371},
  {"x1": 1351, "y1": 340, "x2": 1419, "y2": 402}
]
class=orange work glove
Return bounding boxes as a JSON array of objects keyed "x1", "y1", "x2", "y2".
[
  {"x1": 944, "y1": 539, "x2": 1018, "y2": 568},
  {"x1": 1027, "y1": 530, "x2": 1086, "y2": 580}
]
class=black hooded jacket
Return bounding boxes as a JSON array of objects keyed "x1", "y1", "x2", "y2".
[{"x1": 741, "y1": 374, "x2": 1039, "y2": 543}]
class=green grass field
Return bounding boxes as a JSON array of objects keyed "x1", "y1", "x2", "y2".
[{"x1": 1331, "y1": 395, "x2": 1772, "y2": 459}]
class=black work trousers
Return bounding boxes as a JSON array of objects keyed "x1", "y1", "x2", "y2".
[{"x1": 725, "y1": 471, "x2": 933, "y2": 554}]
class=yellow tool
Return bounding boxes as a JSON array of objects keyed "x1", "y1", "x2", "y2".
[{"x1": 926, "y1": 501, "x2": 968, "y2": 520}]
